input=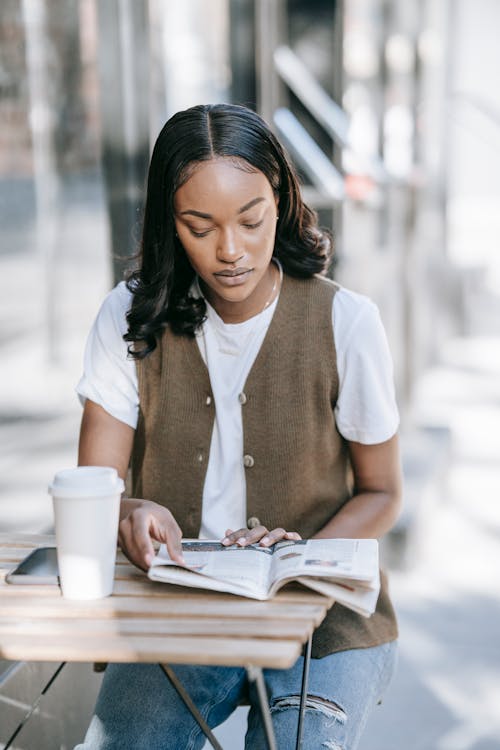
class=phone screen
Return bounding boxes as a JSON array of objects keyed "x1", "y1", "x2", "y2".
[{"x1": 5, "y1": 547, "x2": 59, "y2": 585}]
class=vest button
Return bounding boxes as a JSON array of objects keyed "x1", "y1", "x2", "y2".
[
  {"x1": 206, "y1": 395, "x2": 212, "y2": 406},
  {"x1": 238, "y1": 392, "x2": 247, "y2": 405},
  {"x1": 247, "y1": 516, "x2": 261, "y2": 529},
  {"x1": 197, "y1": 453, "x2": 204, "y2": 463},
  {"x1": 243, "y1": 454, "x2": 255, "y2": 468}
]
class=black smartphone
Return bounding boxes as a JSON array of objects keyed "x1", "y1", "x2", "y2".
[{"x1": 5, "y1": 547, "x2": 59, "y2": 585}]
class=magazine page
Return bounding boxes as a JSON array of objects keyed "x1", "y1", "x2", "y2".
[
  {"x1": 148, "y1": 540, "x2": 274, "y2": 598},
  {"x1": 296, "y1": 576, "x2": 380, "y2": 618},
  {"x1": 269, "y1": 538, "x2": 379, "y2": 590}
]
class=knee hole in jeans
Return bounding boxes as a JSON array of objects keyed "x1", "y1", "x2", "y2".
[{"x1": 270, "y1": 693, "x2": 347, "y2": 725}]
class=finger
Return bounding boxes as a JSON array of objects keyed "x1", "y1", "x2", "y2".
[
  {"x1": 221, "y1": 528, "x2": 248, "y2": 545},
  {"x1": 123, "y1": 508, "x2": 182, "y2": 570},
  {"x1": 149, "y1": 514, "x2": 184, "y2": 565},
  {"x1": 165, "y1": 536, "x2": 184, "y2": 566},
  {"x1": 234, "y1": 526, "x2": 269, "y2": 547},
  {"x1": 258, "y1": 527, "x2": 287, "y2": 547},
  {"x1": 119, "y1": 517, "x2": 155, "y2": 571},
  {"x1": 131, "y1": 524, "x2": 157, "y2": 569},
  {"x1": 258, "y1": 529, "x2": 301, "y2": 546}
]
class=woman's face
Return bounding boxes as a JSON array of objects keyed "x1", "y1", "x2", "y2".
[{"x1": 174, "y1": 157, "x2": 279, "y2": 322}]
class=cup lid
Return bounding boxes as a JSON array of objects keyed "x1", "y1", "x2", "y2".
[{"x1": 48, "y1": 466, "x2": 125, "y2": 498}]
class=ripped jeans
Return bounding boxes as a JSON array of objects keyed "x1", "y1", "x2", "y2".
[{"x1": 75, "y1": 641, "x2": 397, "y2": 750}]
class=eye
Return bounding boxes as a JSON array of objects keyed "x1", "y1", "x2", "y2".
[
  {"x1": 189, "y1": 227, "x2": 213, "y2": 238},
  {"x1": 241, "y1": 219, "x2": 264, "y2": 230}
]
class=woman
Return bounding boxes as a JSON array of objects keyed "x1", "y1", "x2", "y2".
[{"x1": 76, "y1": 103, "x2": 401, "y2": 750}]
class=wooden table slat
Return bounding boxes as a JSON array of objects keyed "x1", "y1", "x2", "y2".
[
  {"x1": 0, "y1": 534, "x2": 55, "y2": 547},
  {"x1": 0, "y1": 616, "x2": 313, "y2": 640},
  {"x1": 0, "y1": 579, "x2": 332, "y2": 611},
  {"x1": 0, "y1": 595, "x2": 327, "y2": 625},
  {"x1": 0, "y1": 634, "x2": 302, "y2": 668}
]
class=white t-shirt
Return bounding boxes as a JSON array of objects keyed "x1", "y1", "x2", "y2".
[{"x1": 76, "y1": 280, "x2": 399, "y2": 538}]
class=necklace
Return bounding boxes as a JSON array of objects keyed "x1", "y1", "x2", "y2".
[{"x1": 261, "y1": 257, "x2": 283, "y2": 312}]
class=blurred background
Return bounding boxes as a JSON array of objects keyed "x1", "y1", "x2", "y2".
[{"x1": 0, "y1": 1, "x2": 499, "y2": 748}]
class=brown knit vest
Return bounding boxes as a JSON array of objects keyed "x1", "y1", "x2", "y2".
[{"x1": 132, "y1": 273, "x2": 398, "y2": 657}]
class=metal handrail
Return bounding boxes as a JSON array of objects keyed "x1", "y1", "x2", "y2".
[
  {"x1": 273, "y1": 45, "x2": 388, "y2": 185},
  {"x1": 274, "y1": 108, "x2": 345, "y2": 201},
  {"x1": 274, "y1": 45, "x2": 350, "y2": 147}
]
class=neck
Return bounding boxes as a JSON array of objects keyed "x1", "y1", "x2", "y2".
[{"x1": 203, "y1": 260, "x2": 282, "y2": 324}]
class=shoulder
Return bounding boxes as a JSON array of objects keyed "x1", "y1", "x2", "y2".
[
  {"x1": 95, "y1": 281, "x2": 133, "y2": 337},
  {"x1": 330, "y1": 284, "x2": 393, "y2": 376},
  {"x1": 101, "y1": 280, "x2": 133, "y2": 315},
  {"x1": 283, "y1": 273, "x2": 339, "y2": 313},
  {"x1": 284, "y1": 274, "x2": 377, "y2": 328},
  {"x1": 332, "y1": 287, "x2": 399, "y2": 443},
  {"x1": 332, "y1": 285, "x2": 394, "y2": 390},
  {"x1": 332, "y1": 285, "x2": 380, "y2": 339}
]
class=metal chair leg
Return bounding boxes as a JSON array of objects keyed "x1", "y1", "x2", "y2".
[
  {"x1": 3, "y1": 662, "x2": 66, "y2": 750},
  {"x1": 159, "y1": 663, "x2": 224, "y2": 750},
  {"x1": 246, "y1": 665, "x2": 278, "y2": 750},
  {"x1": 296, "y1": 635, "x2": 312, "y2": 750}
]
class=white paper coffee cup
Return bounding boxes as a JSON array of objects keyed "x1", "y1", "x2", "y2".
[{"x1": 48, "y1": 466, "x2": 124, "y2": 600}]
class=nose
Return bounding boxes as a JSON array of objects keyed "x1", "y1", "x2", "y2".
[{"x1": 216, "y1": 227, "x2": 244, "y2": 264}]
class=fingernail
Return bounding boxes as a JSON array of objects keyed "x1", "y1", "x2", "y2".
[
  {"x1": 237, "y1": 537, "x2": 246, "y2": 546},
  {"x1": 222, "y1": 537, "x2": 229, "y2": 544},
  {"x1": 261, "y1": 536, "x2": 269, "y2": 545},
  {"x1": 145, "y1": 553, "x2": 153, "y2": 567}
]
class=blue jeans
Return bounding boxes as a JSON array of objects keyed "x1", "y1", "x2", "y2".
[{"x1": 75, "y1": 641, "x2": 397, "y2": 750}]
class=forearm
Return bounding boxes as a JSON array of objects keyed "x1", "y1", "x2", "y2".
[{"x1": 313, "y1": 489, "x2": 401, "y2": 540}]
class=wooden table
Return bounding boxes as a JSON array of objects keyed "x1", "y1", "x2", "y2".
[{"x1": 0, "y1": 534, "x2": 334, "y2": 749}]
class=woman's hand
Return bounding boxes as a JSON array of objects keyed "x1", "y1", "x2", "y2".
[
  {"x1": 119, "y1": 498, "x2": 184, "y2": 571},
  {"x1": 77, "y1": 401, "x2": 184, "y2": 572},
  {"x1": 221, "y1": 526, "x2": 301, "y2": 548}
]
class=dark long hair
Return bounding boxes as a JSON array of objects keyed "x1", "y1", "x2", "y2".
[{"x1": 124, "y1": 103, "x2": 332, "y2": 358}]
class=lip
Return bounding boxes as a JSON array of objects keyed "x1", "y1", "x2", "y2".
[
  {"x1": 214, "y1": 267, "x2": 252, "y2": 277},
  {"x1": 213, "y1": 268, "x2": 253, "y2": 286}
]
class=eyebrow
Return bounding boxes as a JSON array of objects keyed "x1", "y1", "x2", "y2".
[{"x1": 180, "y1": 197, "x2": 266, "y2": 219}]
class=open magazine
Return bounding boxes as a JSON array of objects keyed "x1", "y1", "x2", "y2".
[{"x1": 148, "y1": 538, "x2": 380, "y2": 617}]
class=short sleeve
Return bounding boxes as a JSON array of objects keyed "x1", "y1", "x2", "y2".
[
  {"x1": 333, "y1": 288, "x2": 399, "y2": 444},
  {"x1": 75, "y1": 282, "x2": 139, "y2": 429}
]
